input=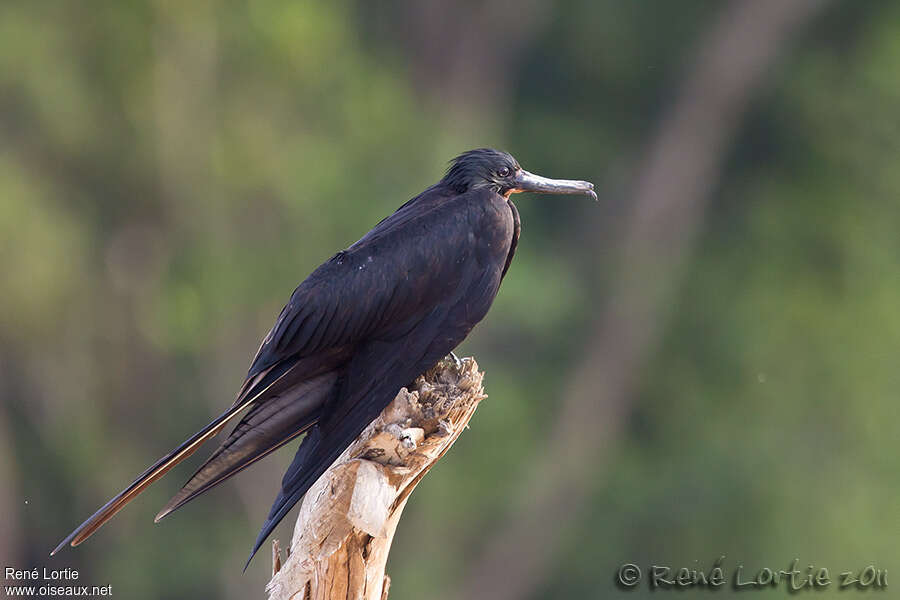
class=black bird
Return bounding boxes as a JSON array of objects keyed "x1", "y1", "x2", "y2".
[{"x1": 52, "y1": 148, "x2": 596, "y2": 566}]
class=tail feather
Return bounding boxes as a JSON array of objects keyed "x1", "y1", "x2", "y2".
[
  {"x1": 155, "y1": 371, "x2": 337, "y2": 522},
  {"x1": 51, "y1": 405, "x2": 238, "y2": 555},
  {"x1": 243, "y1": 383, "x2": 396, "y2": 566},
  {"x1": 244, "y1": 426, "x2": 323, "y2": 571},
  {"x1": 50, "y1": 362, "x2": 300, "y2": 556}
]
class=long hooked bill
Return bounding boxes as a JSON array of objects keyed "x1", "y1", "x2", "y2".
[{"x1": 512, "y1": 169, "x2": 597, "y2": 201}]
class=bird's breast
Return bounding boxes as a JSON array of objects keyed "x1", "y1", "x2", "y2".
[{"x1": 470, "y1": 194, "x2": 515, "y2": 266}]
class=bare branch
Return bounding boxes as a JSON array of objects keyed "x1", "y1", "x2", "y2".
[{"x1": 266, "y1": 358, "x2": 486, "y2": 600}]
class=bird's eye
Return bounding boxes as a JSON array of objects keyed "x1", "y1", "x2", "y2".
[{"x1": 498, "y1": 167, "x2": 510, "y2": 177}]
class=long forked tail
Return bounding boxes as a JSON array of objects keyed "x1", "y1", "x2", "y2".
[
  {"x1": 153, "y1": 371, "x2": 336, "y2": 523},
  {"x1": 50, "y1": 395, "x2": 259, "y2": 556}
]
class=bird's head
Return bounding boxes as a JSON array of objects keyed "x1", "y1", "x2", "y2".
[{"x1": 441, "y1": 148, "x2": 597, "y2": 201}]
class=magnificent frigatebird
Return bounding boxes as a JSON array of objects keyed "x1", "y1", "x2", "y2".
[{"x1": 52, "y1": 148, "x2": 596, "y2": 566}]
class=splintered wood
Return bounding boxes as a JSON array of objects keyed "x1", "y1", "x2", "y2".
[{"x1": 266, "y1": 357, "x2": 486, "y2": 600}]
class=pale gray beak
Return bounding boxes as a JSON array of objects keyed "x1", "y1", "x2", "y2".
[{"x1": 512, "y1": 170, "x2": 597, "y2": 201}]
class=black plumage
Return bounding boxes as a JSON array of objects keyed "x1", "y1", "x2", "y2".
[{"x1": 52, "y1": 148, "x2": 596, "y2": 566}]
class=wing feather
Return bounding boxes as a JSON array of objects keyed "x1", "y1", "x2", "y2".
[{"x1": 246, "y1": 189, "x2": 472, "y2": 379}]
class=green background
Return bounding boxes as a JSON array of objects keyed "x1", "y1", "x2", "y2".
[{"x1": 1, "y1": 1, "x2": 897, "y2": 598}]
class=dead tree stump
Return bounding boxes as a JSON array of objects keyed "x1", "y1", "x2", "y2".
[{"x1": 266, "y1": 357, "x2": 486, "y2": 600}]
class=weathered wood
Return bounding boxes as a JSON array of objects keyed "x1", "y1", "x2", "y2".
[{"x1": 266, "y1": 357, "x2": 485, "y2": 600}]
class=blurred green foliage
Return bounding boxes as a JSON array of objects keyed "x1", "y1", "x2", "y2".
[{"x1": 1, "y1": 1, "x2": 897, "y2": 599}]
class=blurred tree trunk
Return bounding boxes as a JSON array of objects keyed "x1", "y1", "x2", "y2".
[
  {"x1": 266, "y1": 359, "x2": 485, "y2": 600},
  {"x1": 455, "y1": 1, "x2": 833, "y2": 599}
]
